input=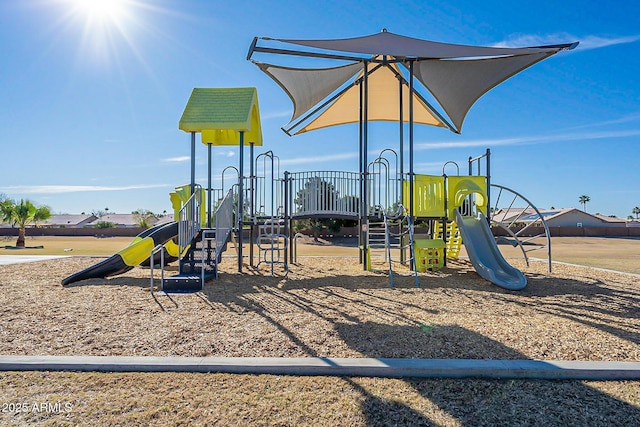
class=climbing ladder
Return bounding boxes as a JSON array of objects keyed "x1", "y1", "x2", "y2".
[
  {"x1": 367, "y1": 206, "x2": 388, "y2": 263},
  {"x1": 434, "y1": 219, "x2": 463, "y2": 260},
  {"x1": 380, "y1": 206, "x2": 419, "y2": 288},
  {"x1": 256, "y1": 217, "x2": 289, "y2": 276}
]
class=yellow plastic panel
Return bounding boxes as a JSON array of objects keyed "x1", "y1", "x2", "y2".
[
  {"x1": 170, "y1": 185, "x2": 207, "y2": 226},
  {"x1": 403, "y1": 175, "x2": 446, "y2": 217},
  {"x1": 414, "y1": 239, "x2": 446, "y2": 272},
  {"x1": 446, "y1": 176, "x2": 487, "y2": 219},
  {"x1": 119, "y1": 237, "x2": 155, "y2": 266}
]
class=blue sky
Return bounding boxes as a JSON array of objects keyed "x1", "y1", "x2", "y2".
[{"x1": 1, "y1": 0, "x2": 639, "y2": 218}]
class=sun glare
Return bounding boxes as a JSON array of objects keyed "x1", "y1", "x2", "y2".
[
  {"x1": 71, "y1": 0, "x2": 129, "y2": 25},
  {"x1": 62, "y1": 0, "x2": 139, "y2": 65}
]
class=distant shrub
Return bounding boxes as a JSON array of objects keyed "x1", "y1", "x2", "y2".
[{"x1": 95, "y1": 221, "x2": 116, "y2": 229}]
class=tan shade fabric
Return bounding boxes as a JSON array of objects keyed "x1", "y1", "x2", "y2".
[
  {"x1": 297, "y1": 63, "x2": 446, "y2": 134},
  {"x1": 256, "y1": 62, "x2": 362, "y2": 122},
  {"x1": 414, "y1": 52, "x2": 552, "y2": 131}
]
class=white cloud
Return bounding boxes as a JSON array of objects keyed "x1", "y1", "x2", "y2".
[
  {"x1": 494, "y1": 33, "x2": 640, "y2": 51},
  {"x1": 564, "y1": 112, "x2": 640, "y2": 130},
  {"x1": 0, "y1": 184, "x2": 168, "y2": 195},
  {"x1": 162, "y1": 156, "x2": 190, "y2": 163},
  {"x1": 415, "y1": 129, "x2": 640, "y2": 150},
  {"x1": 573, "y1": 34, "x2": 640, "y2": 50},
  {"x1": 261, "y1": 110, "x2": 292, "y2": 120},
  {"x1": 279, "y1": 152, "x2": 358, "y2": 166}
]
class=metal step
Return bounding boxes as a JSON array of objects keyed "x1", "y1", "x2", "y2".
[{"x1": 162, "y1": 274, "x2": 204, "y2": 293}]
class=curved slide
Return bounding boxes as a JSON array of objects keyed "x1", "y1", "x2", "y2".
[
  {"x1": 61, "y1": 222, "x2": 179, "y2": 286},
  {"x1": 455, "y1": 211, "x2": 527, "y2": 290}
]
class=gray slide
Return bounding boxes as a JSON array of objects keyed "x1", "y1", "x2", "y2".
[{"x1": 455, "y1": 211, "x2": 527, "y2": 290}]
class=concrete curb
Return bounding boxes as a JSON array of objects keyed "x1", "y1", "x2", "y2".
[
  {"x1": 1, "y1": 356, "x2": 639, "y2": 380},
  {"x1": 0, "y1": 255, "x2": 69, "y2": 266}
]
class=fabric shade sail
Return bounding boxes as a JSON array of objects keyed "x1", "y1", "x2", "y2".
[
  {"x1": 271, "y1": 30, "x2": 570, "y2": 59},
  {"x1": 249, "y1": 30, "x2": 577, "y2": 134},
  {"x1": 413, "y1": 51, "x2": 555, "y2": 132},
  {"x1": 296, "y1": 62, "x2": 447, "y2": 134},
  {"x1": 255, "y1": 61, "x2": 362, "y2": 124}
]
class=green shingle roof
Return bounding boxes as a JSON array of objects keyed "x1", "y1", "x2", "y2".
[{"x1": 179, "y1": 87, "x2": 262, "y2": 146}]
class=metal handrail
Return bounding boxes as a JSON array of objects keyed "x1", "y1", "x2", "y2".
[
  {"x1": 177, "y1": 187, "x2": 202, "y2": 263},
  {"x1": 214, "y1": 188, "x2": 235, "y2": 257},
  {"x1": 149, "y1": 244, "x2": 166, "y2": 294},
  {"x1": 201, "y1": 229, "x2": 217, "y2": 284}
]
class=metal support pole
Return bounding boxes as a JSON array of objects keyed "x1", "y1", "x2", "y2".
[
  {"x1": 362, "y1": 60, "x2": 369, "y2": 271},
  {"x1": 238, "y1": 132, "x2": 244, "y2": 272},
  {"x1": 358, "y1": 77, "x2": 364, "y2": 265},
  {"x1": 409, "y1": 60, "x2": 415, "y2": 222},
  {"x1": 190, "y1": 132, "x2": 196, "y2": 195},
  {"x1": 486, "y1": 148, "x2": 491, "y2": 221},
  {"x1": 399, "y1": 76, "x2": 404, "y2": 206},
  {"x1": 284, "y1": 171, "x2": 292, "y2": 263},
  {"x1": 249, "y1": 142, "x2": 255, "y2": 267},
  {"x1": 207, "y1": 143, "x2": 212, "y2": 228}
]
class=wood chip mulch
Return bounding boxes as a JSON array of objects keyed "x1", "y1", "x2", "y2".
[{"x1": 0, "y1": 256, "x2": 638, "y2": 361}]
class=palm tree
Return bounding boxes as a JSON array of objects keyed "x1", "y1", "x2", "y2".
[
  {"x1": 578, "y1": 195, "x2": 590, "y2": 212},
  {"x1": 0, "y1": 198, "x2": 51, "y2": 247},
  {"x1": 633, "y1": 206, "x2": 640, "y2": 219}
]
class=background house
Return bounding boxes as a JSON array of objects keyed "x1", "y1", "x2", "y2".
[
  {"x1": 493, "y1": 208, "x2": 626, "y2": 228},
  {"x1": 42, "y1": 214, "x2": 97, "y2": 228},
  {"x1": 86, "y1": 214, "x2": 159, "y2": 228}
]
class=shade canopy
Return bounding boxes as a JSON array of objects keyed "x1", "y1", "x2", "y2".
[
  {"x1": 268, "y1": 31, "x2": 574, "y2": 59},
  {"x1": 179, "y1": 87, "x2": 263, "y2": 146},
  {"x1": 248, "y1": 30, "x2": 577, "y2": 134},
  {"x1": 297, "y1": 61, "x2": 447, "y2": 134}
]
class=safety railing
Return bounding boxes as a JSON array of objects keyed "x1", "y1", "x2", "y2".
[
  {"x1": 177, "y1": 185, "x2": 202, "y2": 262},
  {"x1": 287, "y1": 171, "x2": 361, "y2": 218},
  {"x1": 149, "y1": 244, "x2": 166, "y2": 294},
  {"x1": 368, "y1": 149, "x2": 402, "y2": 214},
  {"x1": 214, "y1": 188, "x2": 235, "y2": 258}
]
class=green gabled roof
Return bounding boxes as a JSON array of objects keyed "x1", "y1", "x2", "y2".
[{"x1": 179, "y1": 87, "x2": 262, "y2": 146}]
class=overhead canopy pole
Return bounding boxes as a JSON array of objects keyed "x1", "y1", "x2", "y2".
[
  {"x1": 398, "y1": 74, "x2": 404, "y2": 204},
  {"x1": 358, "y1": 77, "x2": 364, "y2": 265},
  {"x1": 362, "y1": 59, "x2": 370, "y2": 271},
  {"x1": 409, "y1": 59, "x2": 415, "y2": 220}
]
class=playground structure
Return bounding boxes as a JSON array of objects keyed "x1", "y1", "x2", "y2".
[
  {"x1": 62, "y1": 30, "x2": 576, "y2": 291},
  {"x1": 61, "y1": 93, "x2": 552, "y2": 292}
]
